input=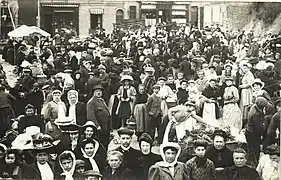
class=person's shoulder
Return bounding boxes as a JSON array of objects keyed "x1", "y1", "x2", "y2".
[
  {"x1": 185, "y1": 157, "x2": 196, "y2": 165},
  {"x1": 206, "y1": 158, "x2": 215, "y2": 166}
]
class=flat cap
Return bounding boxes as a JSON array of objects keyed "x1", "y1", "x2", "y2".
[{"x1": 117, "y1": 128, "x2": 134, "y2": 136}]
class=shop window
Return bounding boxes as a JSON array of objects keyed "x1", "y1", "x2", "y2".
[
  {"x1": 91, "y1": 14, "x2": 102, "y2": 30},
  {"x1": 116, "y1": 9, "x2": 124, "y2": 24},
  {"x1": 129, "y1": 6, "x2": 136, "y2": 19}
]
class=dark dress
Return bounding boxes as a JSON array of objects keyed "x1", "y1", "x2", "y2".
[
  {"x1": 201, "y1": 85, "x2": 221, "y2": 119},
  {"x1": 102, "y1": 165, "x2": 136, "y2": 180},
  {"x1": 222, "y1": 165, "x2": 261, "y2": 180},
  {"x1": 177, "y1": 88, "x2": 188, "y2": 105},
  {"x1": 136, "y1": 153, "x2": 162, "y2": 180},
  {"x1": 206, "y1": 146, "x2": 234, "y2": 179},
  {"x1": 117, "y1": 88, "x2": 131, "y2": 120}
]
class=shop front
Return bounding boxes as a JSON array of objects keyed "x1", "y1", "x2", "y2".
[
  {"x1": 141, "y1": 1, "x2": 190, "y2": 26},
  {"x1": 41, "y1": 4, "x2": 79, "y2": 36}
]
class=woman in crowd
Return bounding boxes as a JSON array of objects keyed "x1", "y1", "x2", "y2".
[
  {"x1": 44, "y1": 89, "x2": 67, "y2": 139},
  {"x1": 134, "y1": 84, "x2": 149, "y2": 137},
  {"x1": 57, "y1": 150, "x2": 84, "y2": 180},
  {"x1": 0, "y1": 149, "x2": 29, "y2": 179},
  {"x1": 66, "y1": 90, "x2": 87, "y2": 126},
  {"x1": 75, "y1": 138, "x2": 106, "y2": 173},
  {"x1": 251, "y1": 78, "x2": 271, "y2": 103},
  {"x1": 201, "y1": 78, "x2": 221, "y2": 124},
  {"x1": 82, "y1": 121, "x2": 99, "y2": 140},
  {"x1": 116, "y1": 75, "x2": 136, "y2": 127},
  {"x1": 148, "y1": 142, "x2": 187, "y2": 180},
  {"x1": 222, "y1": 77, "x2": 242, "y2": 135},
  {"x1": 137, "y1": 133, "x2": 161, "y2": 180},
  {"x1": 102, "y1": 150, "x2": 135, "y2": 180},
  {"x1": 239, "y1": 62, "x2": 255, "y2": 119}
]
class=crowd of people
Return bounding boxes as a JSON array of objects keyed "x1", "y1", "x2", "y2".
[{"x1": 0, "y1": 24, "x2": 280, "y2": 180}]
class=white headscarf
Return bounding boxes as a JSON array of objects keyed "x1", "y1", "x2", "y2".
[
  {"x1": 59, "y1": 151, "x2": 76, "y2": 180},
  {"x1": 156, "y1": 142, "x2": 181, "y2": 177},
  {"x1": 81, "y1": 139, "x2": 100, "y2": 172},
  {"x1": 67, "y1": 90, "x2": 78, "y2": 123}
]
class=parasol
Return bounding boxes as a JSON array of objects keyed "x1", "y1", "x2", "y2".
[{"x1": 8, "y1": 25, "x2": 51, "y2": 37}]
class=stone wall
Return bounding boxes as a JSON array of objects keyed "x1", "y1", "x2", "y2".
[{"x1": 225, "y1": 3, "x2": 253, "y2": 30}]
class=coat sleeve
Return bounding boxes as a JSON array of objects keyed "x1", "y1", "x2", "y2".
[
  {"x1": 148, "y1": 165, "x2": 160, "y2": 180},
  {"x1": 209, "y1": 161, "x2": 216, "y2": 180},
  {"x1": 146, "y1": 96, "x2": 153, "y2": 114},
  {"x1": 86, "y1": 100, "x2": 100, "y2": 127},
  {"x1": 185, "y1": 162, "x2": 192, "y2": 180},
  {"x1": 43, "y1": 103, "x2": 51, "y2": 121}
]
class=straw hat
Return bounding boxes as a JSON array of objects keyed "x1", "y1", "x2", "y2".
[{"x1": 120, "y1": 75, "x2": 133, "y2": 82}]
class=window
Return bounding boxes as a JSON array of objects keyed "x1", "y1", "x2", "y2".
[
  {"x1": 116, "y1": 9, "x2": 124, "y2": 24},
  {"x1": 129, "y1": 6, "x2": 136, "y2": 19},
  {"x1": 91, "y1": 14, "x2": 102, "y2": 29}
]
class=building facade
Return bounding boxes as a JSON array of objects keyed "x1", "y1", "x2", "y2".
[
  {"x1": 39, "y1": 0, "x2": 140, "y2": 37},
  {"x1": 140, "y1": 1, "x2": 202, "y2": 27}
]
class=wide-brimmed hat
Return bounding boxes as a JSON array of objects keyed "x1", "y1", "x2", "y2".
[
  {"x1": 54, "y1": 117, "x2": 74, "y2": 126},
  {"x1": 224, "y1": 63, "x2": 233, "y2": 69},
  {"x1": 83, "y1": 121, "x2": 97, "y2": 129},
  {"x1": 152, "y1": 84, "x2": 161, "y2": 89},
  {"x1": 252, "y1": 78, "x2": 265, "y2": 89},
  {"x1": 11, "y1": 133, "x2": 34, "y2": 150},
  {"x1": 120, "y1": 75, "x2": 133, "y2": 82},
  {"x1": 188, "y1": 80, "x2": 195, "y2": 84},
  {"x1": 59, "y1": 123, "x2": 81, "y2": 133},
  {"x1": 33, "y1": 138, "x2": 56, "y2": 153}
]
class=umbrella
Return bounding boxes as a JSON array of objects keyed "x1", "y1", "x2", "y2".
[
  {"x1": 30, "y1": 26, "x2": 51, "y2": 37},
  {"x1": 8, "y1": 25, "x2": 51, "y2": 37},
  {"x1": 8, "y1": 25, "x2": 31, "y2": 38}
]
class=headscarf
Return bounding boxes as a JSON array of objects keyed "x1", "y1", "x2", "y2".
[
  {"x1": 156, "y1": 142, "x2": 181, "y2": 176},
  {"x1": 59, "y1": 151, "x2": 76, "y2": 180},
  {"x1": 80, "y1": 139, "x2": 100, "y2": 172},
  {"x1": 67, "y1": 90, "x2": 78, "y2": 123}
]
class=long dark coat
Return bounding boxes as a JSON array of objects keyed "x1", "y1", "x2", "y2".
[
  {"x1": 66, "y1": 101, "x2": 87, "y2": 126},
  {"x1": 113, "y1": 146, "x2": 141, "y2": 175},
  {"x1": 102, "y1": 165, "x2": 136, "y2": 180},
  {"x1": 27, "y1": 162, "x2": 55, "y2": 180}
]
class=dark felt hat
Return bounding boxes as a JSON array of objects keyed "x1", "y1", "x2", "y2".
[
  {"x1": 92, "y1": 84, "x2": 104, "y2": 91},
  {"x1": 117, "y1": 128, "x2": 134, "y2": 136}
]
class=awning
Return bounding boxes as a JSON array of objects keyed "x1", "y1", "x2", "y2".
[
  {"x1": 90, "y1": 8, "x2": 104, "y2": 14},
  {"x1": 41, "y1": 4, "x2": 79, "y2": 8}
]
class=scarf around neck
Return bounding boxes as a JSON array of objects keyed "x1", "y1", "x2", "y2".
[{"x1": 81, "y1": 140, "x2": 100, "y2": 172}]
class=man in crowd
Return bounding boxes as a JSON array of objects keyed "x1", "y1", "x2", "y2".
[
  {"x1": 113, "y1": 128, "x2": 141, "y2": 175},
  {"x1": 87, "y1": 84, "x2": 111, "y2": 150}
]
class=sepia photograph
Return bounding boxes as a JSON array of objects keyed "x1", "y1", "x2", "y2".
[{"x1": 0, "y1": 0, "x2": 280, "y2": 179}]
